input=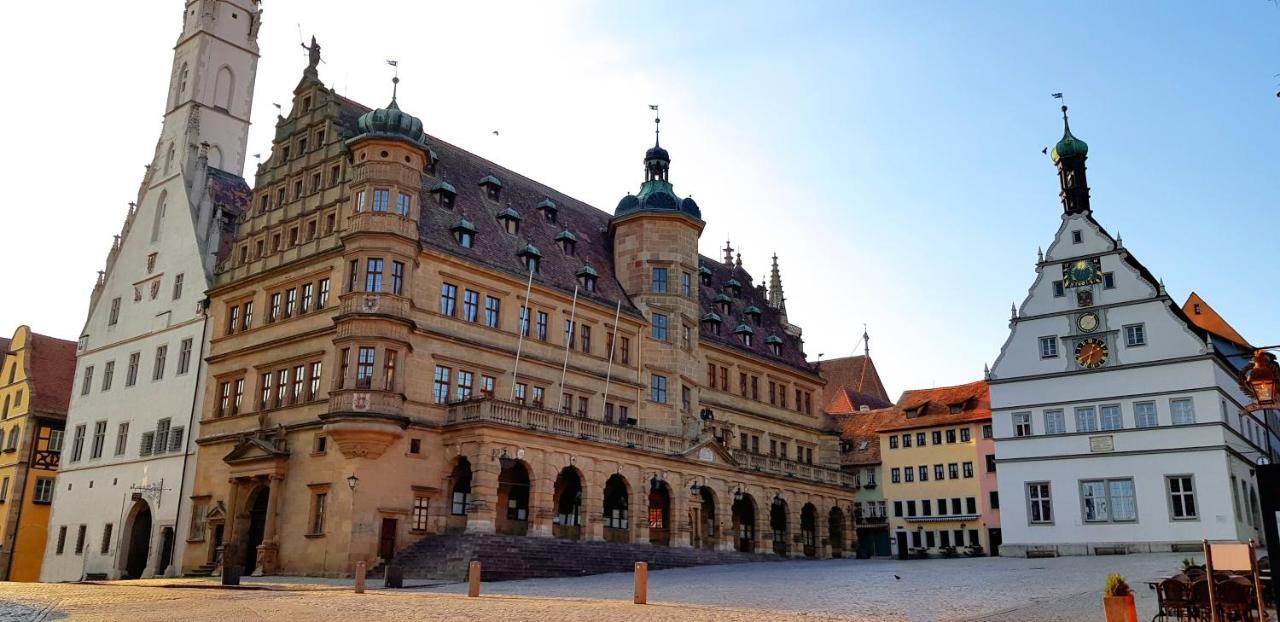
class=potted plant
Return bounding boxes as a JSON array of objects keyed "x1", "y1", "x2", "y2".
[{"x1": 1102, "y1": 573, "x2": 1137, "y2": 622}]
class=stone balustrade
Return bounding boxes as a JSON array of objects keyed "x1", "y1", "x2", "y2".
[{"x1": 346, "y1": 210, "x2": 419, "y2": 240}]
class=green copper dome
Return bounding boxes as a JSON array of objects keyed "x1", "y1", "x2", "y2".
[
  {"x1": 354, "y1": 98, "x2": 427, "y2": 147},
  {"x1": 1050, "y1": 106, "x2": 1087, "y2": 163}
]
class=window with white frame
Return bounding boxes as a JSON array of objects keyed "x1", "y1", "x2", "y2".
[
  {"x1": 1099, "y1": 404, "x2": 1123, "y2": 431},
  {"x1": 1074, "y1": 406, "x2": 1098, "y2": 433},
  {"x1": 1043, "y1": 409, "x2": 1065, "y2": 435},
  {"x1": 1124, "y1": 323, "x2": 1146, "y2": 347},
  {"x1": 1039, "y1": 336, "x2": 1058, "y2": 358},
  {"x1": 1167, "y1": 475, "x2": 1197, "y2": 520},
  {"x1": 1027, "y1": 482, "x2": 1052, "y2": 524},
  {"x1": 1013, "y1": 412, "x2": 1032, "y2": 437},
  {"x1": 1170, "y1": 398, "x2": 1196, "y2": 425},
  {"x1": 1080, "y1": 478, "x2": 1136, "y2": 523},
  {"x1": 1134, "y1": 401, "x2": 1158, "y2": 428}
]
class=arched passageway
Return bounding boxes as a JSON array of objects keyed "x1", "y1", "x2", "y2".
[
  {"x1": 603, "y1": 474, "x2": 630, "y2": 543},
  {"x1": 447, "y1": 457, "x2": 472, "y2": 532},
  {"x1": 496, "y1": 459, "x2": 530, "y2": 536},
  {"x1": 647, "y1": 478, "x2": 671, "y2": 546},
  {"x1": 801, "y1": 503, "x2": 818, "y2": 558},
  {"x1": 122, "y1": 500, "x2": 152, "y2": 579},
  {"x1": 828, "y1": 506, "x2": 846, "y2": 558},
  {"x1": 731, "y1": 491, "x2": 757, "y2": 553},
  {"x1": 696, "y1": 486, "x2": 717, "y2": 550},
  {"x1": 770, "y1": 496, "x2": 789, "y2": 556},
  {"x1": 553, "y1": 467, "x2": 583, "y2": 540}
]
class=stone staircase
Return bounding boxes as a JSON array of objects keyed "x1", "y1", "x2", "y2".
[
  {"x1": 375, "y1": 533, "x2": 784, "y2": 582},
  {"x1": 185, "y1": 561, "x2": 220, "y2": 577}
]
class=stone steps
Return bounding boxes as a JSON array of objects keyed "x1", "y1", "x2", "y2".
[{"x1": 375, "y1": 533, "x2": 785, "y2": 582}]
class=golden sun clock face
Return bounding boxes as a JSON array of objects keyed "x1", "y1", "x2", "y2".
[
  {"x1": 1077, "y1": 312, "x2": 1099, "y2": 333},
  {"x1": 1074, "y1": 338, "x2": 1108, "y2": 369},
  {"x1": 1062, "y1": 257, "x2": 1103, "y2": 288}
]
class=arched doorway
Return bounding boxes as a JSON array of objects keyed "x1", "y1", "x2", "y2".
[
  {"x1": 801, "y1": 503, "x2": 818, "y2": 558},
  {"x1": 496, "y1": 459, "x2": 530, "y2": 536},
  {"x1": 122, "y1": 500, "x2": 152, "y2": 579},
  {"x1": 770, "y1": 496, "x2": 789, "y2": 556},
  {"x1": 647, "y1": 479, "x2": 671, "y2": 546},
  {"x1": 602, "y1": 474, "x2": 630, "y2": 543},
  {"x1": 828, "y1": 507, "x2": 846, "y2": 558},
  {"x1": 553, "y1": 467, "x2": 583, "y2": 540},
  {"x1": 244, "y1": 486, "x2": 270, "y2": 573},
  {"x1": 731, "y1": 491, "x2": 756, "y2": 553},
  {"x1": 698, "y1": 486, "x2": 717, "y2": 550},
  {"x1": 447, "y1": 457, "x2": 472, "y2": 533}
]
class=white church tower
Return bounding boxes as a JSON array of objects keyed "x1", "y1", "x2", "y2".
[
  {"x1": 988, "y1": 107, "x2": 1270, "y2": 557},
  {"x1": 42, "y1": 0, "x2": 260, "y2": 581}
]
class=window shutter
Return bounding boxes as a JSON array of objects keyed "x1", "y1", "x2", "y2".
[
  {"x1": 139, "y1": 432, "x2": 154, "y2": 457},
  {"x1": 168, "y1": 427, "x2": 185, "y2": 453}
]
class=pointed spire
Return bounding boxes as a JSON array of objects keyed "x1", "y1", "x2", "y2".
[
  {"x1": 862, "y1": 324, "x2": 870, "y2": 358},
  {"x1": 768, "y1": 253, "x2": 787, "y2": 314},
  {"x1": 1037, "y1": 247, "x2": 1044, "y2": 263},
  {"x1": 1115, "y1": 231, "x2": 1123, "y2": 248},
  {"x1": 723, "y1": 239, "x2": 734, "y2": 265},
  {"x1": 984, "y1": 362, "x2": 991, "y2": 380},
  {"x1": 651, "y1": 104, "x2": 661, "y2": 148},
  {"x1": 1010, "y1": 302, "x2": 1018, "y2": 320}
]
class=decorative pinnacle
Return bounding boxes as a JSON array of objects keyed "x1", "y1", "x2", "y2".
[
  {"x1": 650, "y1": 104, "x2": 661, "y2": 147},
  {"x1": 723, "y1": 238, "x2": 734, "y2": 265},
  {"x1": 1037, "y1": 247, "x2": 1043, "y2": 263}
]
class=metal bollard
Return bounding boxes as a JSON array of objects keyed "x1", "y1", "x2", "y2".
[
  {"x1": 467, "y1": 561, "x2": 481, "y2": 597},
  {"x1": 354, "y1": 561, "x2": 366, "y2": 594},
  {"x1": 633, "y1": 561, "x2": 647, "y2": 605}
]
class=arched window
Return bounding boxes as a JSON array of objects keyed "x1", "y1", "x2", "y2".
[
  {"x1": 165, "y1": 143, "x2": 175, "y2": 174},
  {"x1": 174, "y1": 62, "x2": 189, "y2": 108},
  {"x1": 151, "y1": 191, "x2": 168, "y2": 243},
  {"x1": 213, "y1": 66, "x2": 234, "y2": 111},
  {"x1": 207, "y1": 144, "x2": 223, "y2": 169}
]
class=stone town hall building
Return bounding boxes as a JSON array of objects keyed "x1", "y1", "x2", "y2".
[{"x1": 182, "y1": 45, "x2": 856, "y2": 575}]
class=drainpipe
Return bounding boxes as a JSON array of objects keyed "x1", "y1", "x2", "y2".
[{"x1": 166, "y1": 297, "x2": 211, "y2": 576}]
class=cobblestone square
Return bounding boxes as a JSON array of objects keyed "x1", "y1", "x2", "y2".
[{"x1": 0, "y1": 553, "x2": 1211, "y2": 621}]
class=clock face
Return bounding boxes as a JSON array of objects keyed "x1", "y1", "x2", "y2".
[
  {"x1": 1074, "y1": 338, "x2": 1108, "y2": 369},
  {"x1": 1077, "y1": 312, "x2": 1099, "y2": 333},
  {"x1": 1062, "y1": 258, "x2": 1102, "y2": 288}
]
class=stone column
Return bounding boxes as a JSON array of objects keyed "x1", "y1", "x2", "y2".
[
  {"x1": 671, "y1": 487, "x2": 692, "y2": 548},
  {"x1": 583, "y1": 469, "x2": 604, "y2": 542},
  {"x1": 631, "y1": 486, "x2": 649, "y2": 545},
  {"x1": 529, "y1": 465, "x2": 554, "y2": 538},
  {"x1": 257, "y1": 474, "x2": 283, "y2": 574},
  {"x1": 466, "y1": 459, "x2": 499, "y2": 534},
  {"x1": 789, "y1": 503, "x2": 805, "y2": 558}
]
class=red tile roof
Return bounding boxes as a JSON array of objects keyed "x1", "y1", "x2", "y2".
[
  {"x1": 876, "y1": 380, "x2": 990, "y2": 433},
  {"x1": 818, "y1": 355, "x2": 890, "y2": 404},
  {"x1": 1183, "y1": 292, "x2": 1251, "y2": 349},
  {"x1": 833, "y1": 407, "x2": 899, "y2": 466},
  {"x1": 27, "y1": 333, "x2": 77, "y2": 417}
]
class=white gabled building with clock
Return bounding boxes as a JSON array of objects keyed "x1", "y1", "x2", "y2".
[{"x1": 988, "y1": 106, "x2": 1272, "y2": 557}]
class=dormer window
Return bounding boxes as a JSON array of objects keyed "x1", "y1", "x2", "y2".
[
  {"x1": 714, "y1": 293, "x2": 731, "y2": 316},
  {"x1": 480, "y1": 174, "x2": 502, "y2": 201},
  {"x1": 744, "y1": 306, "x2": 762, "y2": 325},
  {"x1": 497, "y1": 207, "x2": 521, "y2": 235},
  {"x1": 518, "y1": 244, "x2": 542, "y2": 274},
  {"x1": 765, "y1": 335, "x2": 783, "y2": 357},
  {"x1": 555, "y1": 230, "x2": 577, "y2": 256},
  {"x1": 699, "y1": 266, "x2": 712, "y2": 286},
  {"x1": 734, "y1": 324, "x2": 754, "y2": 347},
  {"x1": 537, "y1": 198, "x2": 558, "y2": 223},
  {"x1": 702, "y1": 313, "x2": 722, "y2": 336},
  {"x1": 431, "y1": 180, "x2": 456, "y2": 209},
  {"x1": 726, "y1": 279, "x2": 742, "y2": 298},
  {"x1": 425, "y1": 149, "x2": 438, "y2": 175},
  {"x1": 576, "y1": 265, "x2": 598, "y2": 292},
  {"x1": 452, "y1": 220, "x2": 476, "y2": 249}
]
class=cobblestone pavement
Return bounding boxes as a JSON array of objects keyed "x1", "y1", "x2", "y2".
[{"x1": 0, "y1": 553, "x2": 1206, "y2": 621}]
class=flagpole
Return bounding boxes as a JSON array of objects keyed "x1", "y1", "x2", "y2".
[
  {"x1": 510, "y1": 264, "x2": 536, "y2": 401},
  {"x1": 599, "y1": 299, "x2": 623, "y2": 422},
  {"x1": 558, "y1": 285, "x2": 579, "y2": 413}
]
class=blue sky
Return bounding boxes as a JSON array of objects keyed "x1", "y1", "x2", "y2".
[{"x1": 1, "y1": 1, "x2": 1275, "y2": 396}]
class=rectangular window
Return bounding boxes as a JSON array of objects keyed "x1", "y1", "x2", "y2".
[
  {"x1": 70, "y1": 425, "x2": 85, "y2": 462},
  {"x1": 922, "y1": 499, "x2": 932, "y2": 517},
  {"x1": 1167, "y1": 475, "x2": 1197, "y2": 520},
  {"x1": 55, "y1": 525, "x2": 66, "y2": 554},
  {"x1": 373, "y1": 189, "x2": 389, "y2": 212},
  {"x1": 902, "y1": 433, "x2": 912, "y2": 448},
  {"x1": 1124, "y1": 323, "x2": 1147, "y2": 347},
  {"x1": 1099, "y1": 404, "x2": 1123, "y2": 431},
  {"x1": 1043, "y1": 409, "x2": 1065, "y2": 434},
  {"x1": 269, "y1": 292, "x2": 282, "y2": 322},
  {"x1": 960, "y1": 428, "x2": 971, "y2": 442},
  {"x1": 115, "y1": 422, "x2": 129, "y2": 456},
  {"x1": 1134, "y1": 401, "x2": 1158, "y2": 428},
  {"x1": 34, "y1": 477, "x2": 55, "y2": 504},
  {"x1": 982, "y1": 424, "x2": 993, "y2": 439},
  {"x1": 480, "y1": 375, "x2": 495, "y2": 398},
  {"x1": 1052, "y1": 281, "x2": 1065, "y2": 297},
  {"x1": 439, "y1": 283, "x2": 458, "y2": 316},
  {"x1": 412, "y1": 496, "x2": 429, "y2": 531},
  {"x1": 514, "y1": 383, "x2": 526, "y2": 404},
  {"x1": 1027, "y1": 482, "x2": 1052, "y2": 524},
  {"x1": 531, "y1": 387, "x2": 545, "y2": 408},
  {"x1": 906, "y1": 500, "x2": 917, "y2": 517},
  {"x1": 990, "y1": 491, "x2": 1000, "y2": 510},
  {"x1": 308, "y1": 363, "x2": 320, "y2": 401},
  {"x1": 458, "y1": 289, "x2": 478, "y2": 323},
  {"x1": 81, "y1": 365, "x2": 94, "y2": 396},
  {"x1": 291, "y1": 364, "x2": 305, "y2": 403},
  {"x1": 242, "y1": 301, "x2": 253, "y2": 329},
  {"x1": 284, "y1": 288, "x2": 297, "y2": 318},
  {"x1": 1170, "y1": 398, "x2": 1196, "y2": 425},
  {"x1": 397, "y1": 192, "x2": 412, "y2": 217},
  {"x1": 934, "y1": 465, "x2": 944, "y2": 480},
  {"x1": 519, "y1": 307, "x2": 530, "y2": 336},
  {"x1": 365, "y1": 259, "x2": 384, "y2": 293},
  {"x1": 537, "y1": 312, "x2": 548, "y2": 341},
  {"x1": 651, "y1": 313, "x2": 668, "y2": 341},
  {"x1": 1103, "y1": 273, "x2": 1115, "y2": 289},
  {"x1": 1081, "y1": 478, "x2": 1136, "y2": 523},
  {"x1": 90, "y1": 420, "x2": 106, "y2": 459},
  {"x1": 564, "y1": 320, "x2": 575, "y2": 348},
  {"x1": 966, "y1": 497, "x2": 977, "y2": 514},
  {"x1": 109, "y1": 297, "x2": 121, "y2": 325},
  {"x1": 275, "y1": 369, "x2": 288, "y2": 407},
  {"x1": 651, "y1": 374, "x2": 668, "y2": 403},
  {"x1": 177, "y1": 338, "x2": 193, "y2": 375},
  {"x1": 1039, "y1": 336, "x2": 1058, "y2": 358},
  {"x1": 946, "y1": 429, "x2": 957, "y2": 443},
  {"x1": 890, "y1": 468, "x2": 901, "y2": 483},
  {"x1": 433, "y1": 366, "x2": 451, "y2": 404},
  {"x1": 300, "y1": 283, "x2": 313, "y2": 314},
  {"x1": 1074, "y1": 406, "x2": 1098, "y2": 433},
  {"x1": 172, "y1": 273, "x2": 184, "y2": 300},
  {"x1": 310, "y1": 492, "x2": 327, "y2": 535},
  {"x1": 1013, "y1": 412, "x2": 1032, "y2": 437},
  {"x1": 260, "y1": 372, "x2": 273, "y2": 408},
  {"x1": 651, "y1": 267, "x2": 668, "y2": 293},
  {"x1": 152, "y1": 345, "x2": 167, "y2": 381},
  {"x1": 985, "y1": 453, "x2": 996, "y2": 473},
  {"x1": 356, "y1": 347, "x2": 375, "y2": 389},
  {"x1": 581, "y1": 325, "x2": 591, "y2": 353},
  {"x1": 318, "y1": 279, "x2": 330, "y2": 308},
  {"x1": 888, "y1": 435, "x2": 898, "y2": 449},
  {"x1": 904, "y1": 467, "x2": 914, "y2": 482},
  {"x1": 484, "y1": 296, "x2": 500, "y2": 328},
  {"x1": 456, "y1": 370, "x2": 473, "y2": 401},
  {"x1": 962, "y1": 462, "x2": 974, "y2": 478}
]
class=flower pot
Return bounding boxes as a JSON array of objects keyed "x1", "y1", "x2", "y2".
[{"x1": 1102, "y1": 594, "x2": 1137, "y2": 622}]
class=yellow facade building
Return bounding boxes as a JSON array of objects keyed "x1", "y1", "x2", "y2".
[
  {"x1": 877, "y1": 381, "x2": 998, "y2": 559},
  {"x1": 0, "y1": 326, "x2": 76, "y2": 581}
]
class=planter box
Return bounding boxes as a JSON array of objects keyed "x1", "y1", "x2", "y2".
[{"x1": 1102, "y1": 594, "x2": 1136, "y2": 622}]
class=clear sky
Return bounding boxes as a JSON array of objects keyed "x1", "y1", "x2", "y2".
[{"x1": 0, "y1": 1, "x2": 1276, "y2": 396}]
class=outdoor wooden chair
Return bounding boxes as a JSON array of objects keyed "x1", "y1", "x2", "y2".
[{"x1": 1156, "y1": 577, "x2": 1197, "y2": 621}]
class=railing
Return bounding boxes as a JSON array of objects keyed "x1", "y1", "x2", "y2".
[
  {"x1": 446, "y1": 398, "x2": 855, "y2": 488},
  {"x1": 347, "y1": 210, "x2": 419, "y2": 240},
  {"x1": 854, "y1": 513, "x2": 888, "y2": 526}
]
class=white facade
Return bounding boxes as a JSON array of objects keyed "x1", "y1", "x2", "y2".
[
  {"x1": 41, "y1": 0, "x2": 259, "y2": 581},
  {"x1": 989, "y1": 136, "x2": 1268, "y2": 556}
]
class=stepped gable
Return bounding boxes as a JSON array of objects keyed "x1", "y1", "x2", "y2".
[
  {"x1": 697, "y1": 257, "x2": 811, "y2": 371},
  {"x1": 876, "y1": 380, "x2": 990, "y2": 433},
  {"x1": 818, "y1": 355, "x2": 890, "y2": 404},
  {"x1": 332, "y1": 95, "x2": 639, "y2": 315},
  {"x1": 27, "y1": 333, "x2": 77, "y2": 416},
  {"x1": 207, "y1": 167, "x2": 251, "y2": 263}
]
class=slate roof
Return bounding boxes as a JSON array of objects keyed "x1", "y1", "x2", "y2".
[
  {"x1": 696, "y1": 258, "x2": 811, "y2": 370},
  {"x1": 818, "y1": 355, "x2": 890, "y2": 404},
  {"x1": 26, "y1": 333, "x2": 77, "y2": 418},
  {"x1": 208, "y1": 167, "x2": 251, "y2": 264},
  {"x1": 876, "y1": 380, "x2": 990, "y2": 433}
]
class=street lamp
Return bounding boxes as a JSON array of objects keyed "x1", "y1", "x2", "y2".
[
  {"x1": 1245, "y1": 350, "x2": 1280, "y2": 408},
  {"x1": 347, "y1": 474, "x2": 360, "y2": 491}
]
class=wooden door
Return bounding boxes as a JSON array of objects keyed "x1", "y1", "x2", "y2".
[{"x1": 379, "y1": 518, "x2": 398, "y2": 560}]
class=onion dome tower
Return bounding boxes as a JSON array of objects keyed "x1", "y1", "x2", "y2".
[{"x1": 1051, "y1": 105, "x2": 1091, "y2": 215}]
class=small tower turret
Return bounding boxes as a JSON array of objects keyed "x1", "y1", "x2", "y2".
[{"x1": 1051, "y1": 105, "x2": 1091, "y2": 215}]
